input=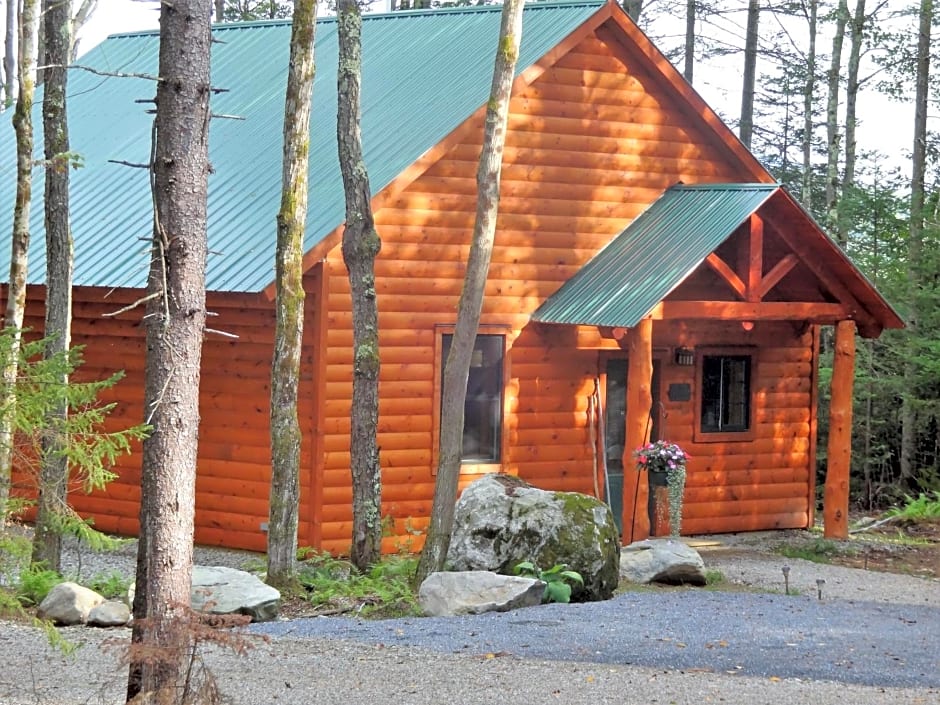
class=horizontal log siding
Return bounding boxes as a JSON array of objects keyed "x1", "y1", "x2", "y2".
[
  {"x1": 653, "y1": 322, "x2": 814, "y2": 534},
  {"x1": 318, "y1": 29, "x2": 744, "y2": 553},
  {"x1": 7, "y1": 283, "x2": 320, "y2": 553}
]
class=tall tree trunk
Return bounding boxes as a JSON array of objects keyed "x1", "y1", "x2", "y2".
[
  {"x1": 3, "y1": 0, "x2": 15, "y2": 107},
  {"x1": 900, "y1": 0, "x2": 932, "y2": 484},
  {"x1": 825, "y1": 0, "x2": 848, "y2": 239},
  {"x1": 683, "y1": 0, "x2": 695, "y2": 83},
  {"x1": 739, "y1": 0, "x2": 759, "y2": 149},
  {"x1": 32, "y1": 0, "x2": 73, "y2": 571},
  {"x1": 70, "y1": 0, "x2": 98, "y2": 60},
  {"x1": 215, "y1": 0, "x2": 225, "y2": 22},
  {"x1": 268, "y1": 0, "x2": 316, "y2": 591},
  {"x1": 126, "y1": 0, "x2": 212, "y2": 700},
  {"x1": 801, "y1": 0, "x2": 818, "y2": 210},
  {"x1": 622, "y1": 0, "x2": 642, "y2": 22},
  {"x1": 837, "y1": 0, "x2": 865, "y2": 244},
  {"x1": 337, "y1": 0, "x2": 382, "y2": 571},
  {"x1": 415, "y1": 0, "x2": 525, "y2": 587},
  {"x1": 0, "y1": 0, "x2": 37, "y2": 520}
]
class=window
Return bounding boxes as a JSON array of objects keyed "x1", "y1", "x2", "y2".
[
  {"x1": 700, "y1": 354, "x2": 752, "y2": 434},
  {"x1": 441, "y1": 333, "x2": 504, "y2": 464}
]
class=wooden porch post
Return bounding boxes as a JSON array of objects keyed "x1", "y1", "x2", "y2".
[
  {"x1": 824, "y1": 319, "x2": 856, "y2": 538},
  {"x1": 623, "y1": 317, "x2": 653, "y2": 544}
]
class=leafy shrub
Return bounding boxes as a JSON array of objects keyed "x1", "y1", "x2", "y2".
[
  {"x1": 514, "y1": 561, "x2": 584, "y2": 603},
  {"x1": 885, "y1": 492, "x2": 940, "y2": 521}
]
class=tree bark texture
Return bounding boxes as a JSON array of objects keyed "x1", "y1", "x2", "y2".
[
  {"x1": 127, "y1": 0, "x2": 212, "y2": 700},
  {"x1": 622, "y1": 0, "x2": 642, "y2": 22},
  {"x1": 0, "y1": 0, "x2": 37, "y2": 520},
  {"x1": 268, "y1": 0, "x2": 316, "y2": 591},
  {"x1": 739, "y1": 0, "x2": 759, "y2": 149},
  {"x1": 415, "y1": 0, "x2": 525, "y2": 586},
  {"x1": 32, "y1": 0, "x2": 74, "y2": 571},
  {"x1": 900, "y1": 0, "x2": 932, "y2": 483},
  {"x1": 824, "y1": 0, "x2": 848, "y2": 239},
  {"x1": 800, "y1": 0, "x2": 817, "y2": 211},
  {"x1": 337, "y1": 0, "x2": 382, "y2": 571},
  {"x1": 3, "y1": 0, "x2": 15, "y2": 107},
  {"x1": 683, "y1": 0, "x2": 694, "y2": 83}
]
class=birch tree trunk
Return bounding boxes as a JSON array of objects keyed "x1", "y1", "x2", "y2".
[
  {"x1": 32, "y1": 0, "x2": 74, "y2": 571},
  {"x1": 3, "y1": 0, "x2": 15, "y2": 107},
  {"x1": 69, "y1": 0, "x2": 99, "y2": 60},
  {"x1": 337, "y1": 0, "x2": 382, "y2": 571},
  {"x1": 0, "y1": 0, "x2": 38, "y2": 520},
  {"x1": 800, "y1": 0, "x2": 817, "y2": 211},
  {"x1": 415, "y1": 0, "x2": 525, "y2": 586},
  {"x1": 900, "y1": 0, "x2": 932, "y2": 484},
  {"x1": 739, "y1": 0, "x2": 759, "y2": 149},
  {"x1": 126, "y1": 0, "x2": 212, "y2": 699},
  {"x1": 825, "y1": 0, "x2": 848, "y2": 239},
  {"x1": 268, "y1": 0, "x2": 316, "y2": 591},
  {"x1": 837, "y1": 0, "x2": 865, "y2": 244}
]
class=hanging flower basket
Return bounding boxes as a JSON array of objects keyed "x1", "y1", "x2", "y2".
[{"x1": 633, "y1": 440, "x2": 689, "y2": 537}]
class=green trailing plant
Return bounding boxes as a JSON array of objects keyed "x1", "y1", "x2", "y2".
[
  {"x1": 885, "y1": 492, "x2": 940, "y2": 521},
  {"x1": 514, "y1": 561, "x2": 584, "y2": 604},
  {"x1": 633, "y1": 440, "x2": 688, "y2": 536}
]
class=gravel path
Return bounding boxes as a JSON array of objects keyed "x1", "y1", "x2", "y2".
[{"x1": 0, "y1": 532, "x2": 937, "y2": 704}]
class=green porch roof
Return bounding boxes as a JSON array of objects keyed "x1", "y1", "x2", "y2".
[
  {"x1": 532, "y1": 183, "x2": 778, "y2": 328},
  {"x1": 0, "y1": 1, "x2": 604, "y2": 292}
]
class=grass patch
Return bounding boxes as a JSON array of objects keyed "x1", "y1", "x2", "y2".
[{"x1": 774, "y1": 538, "x2": 851, "y2": 564}]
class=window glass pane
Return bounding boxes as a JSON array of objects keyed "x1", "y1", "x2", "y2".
[
  {"x1": 700, "y1": 355, "x2": 751, "y2": 433},
  {"x1": 441, "y1": 334, "x2": 504, "y2": 463}
]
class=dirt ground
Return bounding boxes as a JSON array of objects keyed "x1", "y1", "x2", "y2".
[{"x1": 823, "y1": 519, "x2": 940, "y2": 579}]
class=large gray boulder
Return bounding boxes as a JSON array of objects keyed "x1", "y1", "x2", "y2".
[
  {"x1": 87, "y1": 600, "x2": 131, "y2": 627},
  {"x1": 620, "y1": 539, "x2": 706, "y2": 585},
  {"x1": 418, "y1": 571, "x2": 545, "y2": 617},
  {"x1": 37, "y1": 582, "x2": 105, "y2": 625},
  {"x1": 191, "y1": 566, "x2": 280, "y2": 622},
  {"x1": 447, "y1": 474, "x2": 620, "y2": 601}
]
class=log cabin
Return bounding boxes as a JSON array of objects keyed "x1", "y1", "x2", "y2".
[{"x1": 0, "y1": 0, "x2": 903, "y2": 554}]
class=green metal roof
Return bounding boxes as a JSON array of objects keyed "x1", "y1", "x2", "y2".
[
  {"x1": 532, "y1": 183, "x2": 779, "y2": 328},
  {"x1": 0, "y1": 1, "x2": 604, "y2": 292}
]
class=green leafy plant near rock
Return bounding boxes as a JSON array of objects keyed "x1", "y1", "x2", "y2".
[
  {"x1": 514, "y1": 561, "x2": 584, "y2": 603},
  {"x1": 294, "y1": 549, "x2": 420, "y2": 618}
]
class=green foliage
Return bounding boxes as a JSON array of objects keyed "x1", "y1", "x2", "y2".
[
  {"x1": 296, "y1": 550, "x2": 420, "y2": 618},
  {"x1": 84, "y1": 570, "x2": 131, "y2": 599},
  {"x1": 15, "y1": 564, "x2": 63, "y2": 606},
  {"x1": 704, "y1": 568, "x2": 724, "y2": 586},
  {"x1": 885, "y1": 492, "x2": 940, "y2": 521},
  {"x1": 514, "y1": 561, "x2": 584, "y2": 604},
  {"x1": 775, "y1": 538, "x2": 848, "y2": 564}
]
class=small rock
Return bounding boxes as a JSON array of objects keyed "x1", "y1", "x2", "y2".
[
  {"x1": 37, "y1": 582, "x2": 105, "y2": 625},
  {"x1": 620, "y1": 539, "x2": 706, "y2": 585},
  {"x1": 88, "y1": 600, "x2": 131, "y2": 627},
  {"x1": 418, "y1": 571, "x2": 545, "y2": 617}
]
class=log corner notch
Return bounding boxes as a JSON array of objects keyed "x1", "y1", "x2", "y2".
[
  {"x1": 824, "y1": 319, "x2": 856, "y2": 539},
  {"x1": 622, "y1": 317, "x2": 653, "y2": 544}
]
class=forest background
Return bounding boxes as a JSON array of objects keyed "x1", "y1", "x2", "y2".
[{"x1": 3, "y1": 0, "x2": 938, "y2": 511}]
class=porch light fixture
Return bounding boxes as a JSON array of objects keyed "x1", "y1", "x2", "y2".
[{"x1": 674, "y1": 347, "x2": 695, "y2": 366}]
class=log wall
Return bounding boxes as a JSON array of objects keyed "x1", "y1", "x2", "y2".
[
  {"x1": 317, "y1": 27, "x2": 749, "y2": 553},
  {"x1": 7, "y1": 270, "x2": 324, "y2": 553}
]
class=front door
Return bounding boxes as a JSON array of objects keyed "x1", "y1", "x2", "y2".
[{"x1": 601, "y1": 357, "x2": 661, "y2": 536}]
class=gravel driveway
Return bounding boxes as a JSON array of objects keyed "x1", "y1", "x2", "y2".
[{"x1": 1, "y1": 533, "x2": 938, "y2": 705}]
